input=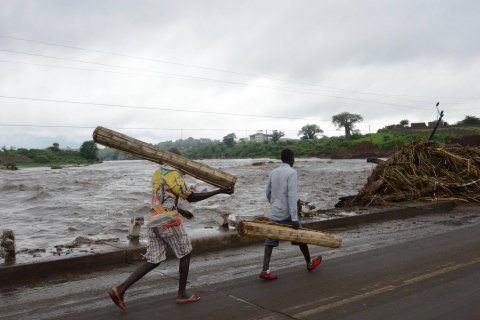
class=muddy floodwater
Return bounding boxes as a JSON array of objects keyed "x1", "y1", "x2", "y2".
[{"x1": 0, "y1": 158, "x2": 375, "y2": 262}]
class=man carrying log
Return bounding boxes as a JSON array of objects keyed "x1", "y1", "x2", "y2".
[
  {"x1": 260, "y1": 148, "x2": 322, "y2": 280},
  {"x1": 109, "y1": 148, "x2": 233, "y2": 310}
]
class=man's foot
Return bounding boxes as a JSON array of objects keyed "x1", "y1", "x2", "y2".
[
  {"x1": 176, "y1": 294, "x2": 201, "y2": 304},
  {"x1": 260, "y1": 270, "x2": 278, "y2": 280},
  {"x1": 307, "y1": 256, "x2": 322, "y2": 271},
  {"x1": 108, "y1": 287, "x2": 126, "y2": 311}
]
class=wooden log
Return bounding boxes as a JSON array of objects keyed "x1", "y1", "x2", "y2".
[
  {"x1": 93, "y1": 126, "x2": 237, "y2": 189},
  {"x1": 367, "y1": 157, "x2": 385, "y2": 165},
  {"x1": 334, "y1": 195, "x2": 355, "y2": 208},
  {"x1": 237, "y1": 220, "x2": 342, "y2": 248},
  {"x1": 364, "y1": 179, "x2": 384, "y2": 194}
]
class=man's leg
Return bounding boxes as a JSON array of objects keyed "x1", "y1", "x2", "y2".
[
  {"x1": 260, "y1": 245, "x2": 277, "y2": 280},
  {"x1": 109, "y1": 261, "x2": 160, "y2": 311},
  {"x1": 299, "y1": 243, "x2": 322, "y2": 271},
  {"x1": 262, "y1": 245, "x2": 274, "y2": 271},
  {"x1": 110, "y1": 226, "x2": 166, "y2": 310},
  {"x1": 165, "y1": 224, "x2": 199, "y2": 303},
  {"x1": 299, "y1": 243, "x2": 311, "y2": 264},
  {"x1": 178, "y1": 253, "x2": 191, "y2": 299},
  {"x1": 116, "y1": 261, "x2": 160, "y2": 299}
]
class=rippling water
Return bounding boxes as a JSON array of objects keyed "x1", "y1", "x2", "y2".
[{"x1": 0, "y1": 159, "x2": 375, "y2": 262}]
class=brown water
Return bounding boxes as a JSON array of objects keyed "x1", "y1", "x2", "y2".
[{"x1": 0, "y1": 158, "x2": 375, "y2": 262}]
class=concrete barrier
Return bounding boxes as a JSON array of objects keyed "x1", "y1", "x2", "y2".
[
  {"x1": 0, "y1": 201, "x2": 457, "y2": 285},
  {"x1": 1, "y1": 229, "x2": 16, "y2": 265}
]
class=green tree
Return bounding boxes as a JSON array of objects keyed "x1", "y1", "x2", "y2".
[
  {"x1": 462, "y1": 115, "x2": 480, "y2": 125},
  {"x1": 399, "y1": 119, "x2": 410, "y2": 127},
  {"x1": 270, "y1": 130, "x2": 285, "y2": 143},
  {"x1": 298, "y1": 124, "x2": 323, "y2": 140},
  {"x1": 48, "y1": 142, "x2": 60, "y2": 152},
  {"x1": 222, "y1": 133, "x2": 237, "y2": 147},
  {"x1": 80, "y1": 140, "x2": 98, "y2": 160},
  {"x1": 332, "y1": 112, "x2": 364, "y2": 138}
]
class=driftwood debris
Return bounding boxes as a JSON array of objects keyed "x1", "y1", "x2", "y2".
[
  {"x1": 366, "y1": 157, "x2": 385, "y2": 165},
  {"x1": 93, "y1": 126, "x2": 237, "y2": 189},
  {"x1": 1, "y1": 229, "x2": 16, "y2": 264},
  {"x1": 237, "y1": 220, "x2": 342, "y2": 248},
  {"x1": 338, "y1": 141, "x2": 480, "y2": 207}
]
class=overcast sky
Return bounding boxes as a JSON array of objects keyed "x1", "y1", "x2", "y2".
[{"x1": 1, "y1": 0, "x2": 479, "y2": 149}]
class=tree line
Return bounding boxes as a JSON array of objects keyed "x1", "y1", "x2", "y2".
[
  {"x1": 6, "y1": 113, "x2": 477, "y2": 167},
  {"x1": 1, "y1": 141, "x2": 99, "y2": 170},
  {"x1": 98, "y1": 113, "x2": 479, "y2": 161}
]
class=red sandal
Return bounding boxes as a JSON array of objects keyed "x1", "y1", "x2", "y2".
[
  {"x1": 307, "y1": 256, "x2": 322, "y2": 271},
  {"x1": 260, "y1": 270, "x2": 278, "y2": 280},
  {"x1": 176, "y1": 294, "x2": 201, "y2": 304},
  {"x1": 108, "y1": 287, "x2": 126, "y2": 311}
]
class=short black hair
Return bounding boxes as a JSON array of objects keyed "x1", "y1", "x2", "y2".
[{"x1": 280, "y1": 148, "x2": 294, "y2": 163}]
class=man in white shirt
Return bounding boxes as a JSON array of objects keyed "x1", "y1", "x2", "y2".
[{"x1": 260, "y1": 148, "x2": 322, "y2": 280}]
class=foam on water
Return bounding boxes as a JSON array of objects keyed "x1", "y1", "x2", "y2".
[{"x1": 0, "y1": 158, "x2": 375, "y2": 262}]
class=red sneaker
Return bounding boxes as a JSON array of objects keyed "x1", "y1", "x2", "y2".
[
  {"x1": 307, "y1": 256, "x2": 322, "y2": 271},
  {"x1": 260, "y1": 270, "x2": 278, "y2": 280}
]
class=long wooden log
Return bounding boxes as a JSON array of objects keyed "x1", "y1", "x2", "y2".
[
  {"x1": 93, "y1": 126, "x2": 237, "y2": 189},
  {"x1": 237, "y1": 220, "x2": 342, "y2": 248}
]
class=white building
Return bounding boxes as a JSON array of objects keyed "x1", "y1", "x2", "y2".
[{"x1": 249, "y1": 131, "x2": 270, "y2": 143}]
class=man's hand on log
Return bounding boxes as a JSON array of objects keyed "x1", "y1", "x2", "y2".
[
  {"x1": 178, "y1": 208, "x2": 194, "y2": 219},
  {"x1": 291, "y1": 221, "x2": 300, "y2": 229},
  {"x1": 220, "y1": 187, "x2": 234, "y2": 195}
]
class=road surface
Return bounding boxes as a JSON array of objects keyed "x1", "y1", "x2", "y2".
[{"x1": 1, "y1": 205, "x2": 479, "y2": 319}]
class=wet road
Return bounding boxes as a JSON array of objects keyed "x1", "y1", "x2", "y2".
[
  {"x1": 63, "y1": 223, "x2": 480, "y2": 320},
  {"x1": 1, "y1": 205, "x2": 479, "y2": 320}
]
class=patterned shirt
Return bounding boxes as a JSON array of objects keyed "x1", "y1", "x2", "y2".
[{"x1": 146, "y1": 166, "x2": 193, "y2": 228}]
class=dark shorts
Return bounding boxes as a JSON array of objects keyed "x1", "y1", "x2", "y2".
[{"x1": 264, "y1": 218, "x2": 303, "y2": 247}]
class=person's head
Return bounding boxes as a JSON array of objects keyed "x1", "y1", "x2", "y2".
[
  {"x1": 280, "y1": 148, "x2": 295, "y2": 167},
  {"x1": 168, "y1": 147, "x2": 182, "y2": 156}
]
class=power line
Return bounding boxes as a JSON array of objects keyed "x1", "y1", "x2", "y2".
[
  {"x1": 0, "y1": 95, "x2": 332, "y2": 121},
  {"x1": 0, "y1": 51, "x2": 438, "y2": 111},
  {"x1": 0, "y1": 123, "x2": 346, "y2": 133},
  {"x1": 2, "y1": 48, "x2": 471, "y2": 109},
  {"x1": 3, "y1": 35, "x2": 480, "y2": 107},
  {"x1": 3, "y1": 34, "x2": 479, "y2": 104},
  {"x1": 0, "y1": 58, "x2": 191, "y2": 81},
  {"x1": 0, "y1": 35, "x2": 435, "y2": 101}
]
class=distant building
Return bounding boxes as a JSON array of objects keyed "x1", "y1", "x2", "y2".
[
  {"x1": 410, "y1": 122, "x2": 427, "y2": 129},
  {"x1": 428, "y1": 120, "x2": 446, "y2": 127},
  {"x1": 385, "y1": 124, "x2": 403, "y2": 130},
  {"x1": 249, "y1": 131, "x2": 270, "y2": 143}
]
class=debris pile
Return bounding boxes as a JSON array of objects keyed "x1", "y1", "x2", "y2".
[{"x1": 337, "y1": 141, "x2": 480, "y2": 206}]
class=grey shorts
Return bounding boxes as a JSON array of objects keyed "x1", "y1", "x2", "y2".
[
  {"x1": 144, "y1": 224, "x2": 192, "y2": 263},
  {"x1": 264, "y1": 218, "x2": 303, "y2": 247}
]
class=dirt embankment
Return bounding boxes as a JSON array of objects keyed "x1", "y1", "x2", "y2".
[
  {"x1": 310, "y1": 141, "x2": 392, "y2": 159},
  {"x1": 0, "y1": 153, "x2": 31, "y2": 163},
  {"x1": 316, "y1": 134, "x2": 480, "y2": 159},
  {"x1": 448, "y1": 134, "x2": 480, "y2": 147}
]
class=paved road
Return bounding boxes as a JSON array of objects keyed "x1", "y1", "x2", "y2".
[
  {"x1": 66, "y1": 220, "x2": 480, "y2": 319},
  {"x1": 1, "y1": 206, "x2": 479, "y2": 320}
]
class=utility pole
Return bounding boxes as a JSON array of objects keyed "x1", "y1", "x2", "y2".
[{"x1": 428, "y1": 102, "x2": 443, "y2": 141}]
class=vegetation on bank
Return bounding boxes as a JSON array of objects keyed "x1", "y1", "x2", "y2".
[
  {"x1": 5, "y1": 113, "x2": 479, "y2": 167},
  {"x1": 0, "y1": 141, "x2": 99, "y2": 170},
  {"x1": 97, "y1": 125, "x2": 480, "y2": 161}
]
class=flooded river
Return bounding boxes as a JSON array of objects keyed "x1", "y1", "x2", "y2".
[{"x1": 0, "y1": 158, "x2": 375, "y2": 262}]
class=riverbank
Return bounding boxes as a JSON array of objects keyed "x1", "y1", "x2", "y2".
[
  {"x1": 0, "y1": 200, "x2": 458, "y2": 285},
  {"x1": 0, "y1": 158, "x2": 377, "y2": 263}
]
